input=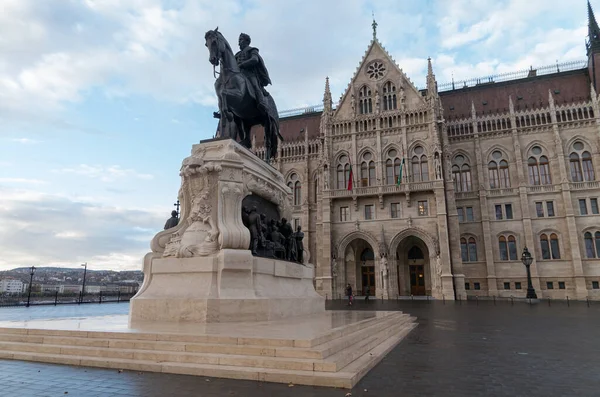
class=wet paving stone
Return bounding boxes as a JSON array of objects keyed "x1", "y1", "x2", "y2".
[{"x1": 0, "y1": 300, "x2": 598, "y2": 396}]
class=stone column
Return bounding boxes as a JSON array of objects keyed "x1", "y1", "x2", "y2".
[{"x1": 548, "y1": 91, "x2": 588, "y2": 298}]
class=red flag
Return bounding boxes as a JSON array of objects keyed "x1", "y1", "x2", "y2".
[{"x1": 347, "y1": 162, "x2": 353, "y2": 190}]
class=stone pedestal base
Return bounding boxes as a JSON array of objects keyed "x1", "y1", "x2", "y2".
[{"x1": 130, "y1": 250, "x2": 325, "y2": 324}]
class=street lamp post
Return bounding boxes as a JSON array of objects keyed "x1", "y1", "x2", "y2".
[
  {"x1": 26, "y1": 266, "x2": 36, "y2": 307},
  {"x1": 80, "y1": 263, "x2": 88, "y2": 303},
  {"x1": 521, "y1": 247, "x2": 538, "y2": 299}
]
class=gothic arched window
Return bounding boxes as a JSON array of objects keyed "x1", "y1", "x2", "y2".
[
  {"x1": 382, "y1": 81, "x2": 397, "y2": 111},
  {"x1": 287, "y1": 173, "x2": 301, "y2": 206},
  {"x1": 461, "y1": 237, "x2": 478, "y2": 262},
  {"x1": 336, "y1": 155, "x2": 351, "y2": 190},
  {"x1": 540, "y1": 233, "x2": 561, "y2": 260},
  {"x1": 499, "y1": 234, "x2": 518, "y2": 261},
  {"x1": 411, "y1": 146, "x2": 428, "y2": 182},
  {"x1": 569, "y1": 141, "x2": 595, "y2": 182},
  {"x1": 528, "y1": 146, "x2": 551, "y2": 185},
  {"x1": 385, "y1": 148, "x2": 402, "y2": 185},
  {"x1": 584, "y1": 231, "x2": 600, "y2": 258},
  {"x1": 488, "y1": 150, "x2": 510, "y2": 189},
  {"x1": 452, "y1": 155, "x2": 472, "y2": 192},
  {"x1": 360, "y1": 152, "x2": 376, "y2": 187},
  {"x1": 359, "y1": 86, "x2": 372, "y2": 115}
]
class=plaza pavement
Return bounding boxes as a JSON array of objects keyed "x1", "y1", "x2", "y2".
[{"x1": 0, "y1": 299, "x2": 598, "y2": 396}]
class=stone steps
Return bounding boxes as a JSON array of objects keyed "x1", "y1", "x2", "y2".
[
  {"x1": 0, "y1": 312, "x2": 417, "y2": 388},
  {"x1": 0, "y1": 315, "x2": 412, "y2": 372}
]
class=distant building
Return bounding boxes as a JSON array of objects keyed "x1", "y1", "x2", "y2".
[{"x1": 0, "y1": 279, "x2": 25, "y2": 294}]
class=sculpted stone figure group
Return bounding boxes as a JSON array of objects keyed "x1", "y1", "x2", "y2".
[{"x1": 243, "y1": 206, "x2": 305, "y2": 264}]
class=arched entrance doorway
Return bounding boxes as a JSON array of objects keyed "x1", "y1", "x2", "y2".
[
  {"x1": 343, "y1": 239, "x2": 376, "y2": 296},
  {"x1": 396, "y1": 236, "x2": 430, "y2": 296}
]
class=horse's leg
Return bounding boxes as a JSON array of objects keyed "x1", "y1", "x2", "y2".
[
  {"x1": 233, "y1": 117, "x2": 245, "y2": 145},
  {"x1": 242, "y1": 121, "x2": 252, "y2": 148}
]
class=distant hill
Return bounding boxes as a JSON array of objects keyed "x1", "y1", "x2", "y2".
[{"x1": 0, "y1": 267, "x2": 144, "y2": 285}]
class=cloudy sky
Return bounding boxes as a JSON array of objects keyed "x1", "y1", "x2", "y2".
[{"x1": 0, "y1": 0, "x2": 592, "y2": 271}]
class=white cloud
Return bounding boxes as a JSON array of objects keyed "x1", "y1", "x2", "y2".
[
  {"x1": 52, "y1": 164, "x2": 153, "y2": 182},
  {"x1": 0, "y1": 0, "x2": 592, "y2": 117},
  {"x1": 10, "y1": 138, "x2": 40, "y2": 144},
  {"x1": 0, "y1": 185, "x2": 164, "y2": 271},
  {"x1": 55, "y1": 231, "x2": 86, "y2": 239},
  {"x1": 0, "y1": 178, "x2": 48, "y2": 185}
]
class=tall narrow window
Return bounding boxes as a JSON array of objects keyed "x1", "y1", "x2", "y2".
[
  {"x1": 539, "y1": 156, "x2": 551, "y2": 185},
  {"x1": 386, "y1": 159, "x2": 394, "y2": 185},
  {"x1": 582, "y1": 151, "x2": 595, "y2": 181},
  {"x1": 528, "y1": 146, "x2": 551, "y2": 185},
  {"x1": 313, "y1": 175, "x2": 319, "y2": 202},
  {"x1": 466, "y1": 207, "x2": 474, "y2": 221},
  {"x1": 383, "y1": 81, "x2": 397, "y2": 111},
  {"x1": 461, "y1": 238, "x2": 468, "y2": 262},
  {"x1": 505, "y1": 204, "x2": 513, "y2": 219},
  {"x1": 412, "y1": 156, "x2": 420, "y2": 182},
  {"x1": 528, "y1": 157, "x2": 540, "y2": 185},
  {"x1": 580, "y1": 199, "x2": 588, "y2": 215},
  {"x1": 540, "y1": 234, "x2": 550, "y2": 260},
  {"x1": 453, "y1": 155, "x2": 472, "y2": 191},
  {"x1": 452, "y1": 165, "x2": 461, "y2": 191},
  {"x1": 457, "y1": 207, "x2": 464, "y2": 222},
  {"x1": 495, "y1": 205, "x2": 503, "y2": 220},
  {"x1": 585, "y1": 232, "x2": 595, "y2": 258},
  {"x1": 508, "y1": 235, "x2": 517, "y2": 260},
  {"x1": 550, "y1": 233, "x2": 560, "y2": 259},
  {"x1": 596, "y1": 231, "x2": 600, "y2": 259},
  {"x1": 468, "y1": 237, "x2": 477, "y2": 262},
  {"x1": 489, "y1": 151, "x2": 510, "y2": 187},
  {"x1": 359, "y1": 86, "x2": 372, "y2": 115},
  {"x1": 570, "y1": 153, "x2": 583, "y2": 182},
  {"x1": 489, "y1": 161, "x2": 500, "y2": 189},
  {"x1": 536, "y1": 202, "x2": 544, "y2": 217},
  {"x1": 499, "y1": 160, "x2": 510, "y2": 187},
  {"x1": 360, "y1": 152, "x2": 376, "y2": 187},
  {"x1": 499, "y1": 236, "x2": 508, "y2": 261},
  {"x1": 337, "y1": 155, "x2": 351, "y2": 190},
  {"x1": 287, "y1": 173, "x2": 302, "y2": 206},
  {"x1": 571, "y1": 142, "x2": 595, "y2": 181}
]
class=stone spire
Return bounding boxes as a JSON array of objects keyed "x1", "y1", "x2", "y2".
[
  {"x1": 589, "y1": 1, "x2": 600, "y2": 55},
  {"x1": 426, "y1": 57, "x2": 438, "y2": 97},
  {"x1": 323, "y1": 76, "x2": 333, "y2": 112},
  {"x1": 372, "y1": 13, "x2": 378, "y2": 40}
]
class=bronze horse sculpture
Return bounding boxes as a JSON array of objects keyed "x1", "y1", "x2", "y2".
[{"x1": 205, "y1": 28, "x2": 282, "y2": 162}]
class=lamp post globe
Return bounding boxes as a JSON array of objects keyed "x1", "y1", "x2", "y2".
[{"x1": 521, "y1": 247, "x2": 537, "y2": 299}]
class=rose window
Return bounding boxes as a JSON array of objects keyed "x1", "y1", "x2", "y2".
[{"x1": 366, "y1": 61, "x2": 386, "y2": 80}]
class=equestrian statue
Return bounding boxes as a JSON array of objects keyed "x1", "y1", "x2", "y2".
[{"x1": 205, "y1": 28, "x2": 282, "y2": 162}]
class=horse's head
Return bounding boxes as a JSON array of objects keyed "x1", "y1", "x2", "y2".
[{"x1": 204, "y1": 27, "x2": 222, "y2": 67}]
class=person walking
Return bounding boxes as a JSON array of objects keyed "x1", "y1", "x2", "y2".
[
  {"x1": 346, "y1": 283, "x2": 353, "y2": 306},
  {"x1": 364, "y1": 285, "x2": 370, "y2": 302}
]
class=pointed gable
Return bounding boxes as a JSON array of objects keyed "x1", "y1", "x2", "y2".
[{"x1": 334, "y1": 38, "x2": 426, "y2": 120}]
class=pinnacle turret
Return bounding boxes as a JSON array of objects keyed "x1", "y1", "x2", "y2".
[
  {"x1": 588, "y1": 1, "x2": 600, "y2": 55},
  {"x1": 323, "y1": 76, "x2": 333, "y2": 112},
  {"x1": 426, "y1": 57, "x2": 438, "y2": 97}
]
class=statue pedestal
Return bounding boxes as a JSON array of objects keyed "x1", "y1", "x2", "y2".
[
  {"x1": 129, "y1": 251, "x2": 324, "y2": 324},
  {"x1": 130, "y1": 139, "x2": 325, "y2": 323}
]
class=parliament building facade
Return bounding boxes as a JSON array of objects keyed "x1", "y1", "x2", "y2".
[{"x1": 253, "y1": 8, "x2": 600, "y2": 300}]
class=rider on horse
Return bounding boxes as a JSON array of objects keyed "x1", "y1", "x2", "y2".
[{"x1": 235, "y1": 33, "x2": 271, "y2": 114}]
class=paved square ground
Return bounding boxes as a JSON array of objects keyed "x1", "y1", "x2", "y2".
[{"x1": 0, "y1": 300, "x2": 598, "y2": 397}]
